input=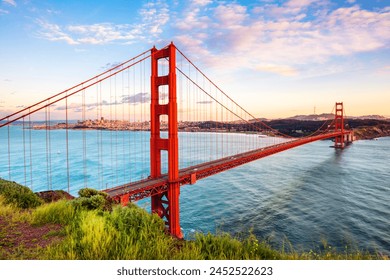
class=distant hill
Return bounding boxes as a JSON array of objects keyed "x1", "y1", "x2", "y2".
[
  {"x1": 248, "y1": 118, "x2": 269, "y2": 122},
  {"x1": 352, "y1": 115, "x2": 387, "y2": 120},
  {"x1": 287, "y1": 113, "x2": 334, "y2": 121},
  {"x1": 286, "y1": 114, "x2": 387, "y2": 121}
]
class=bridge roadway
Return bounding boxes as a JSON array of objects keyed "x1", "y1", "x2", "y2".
[{"x1": 105, "y1": 131, "x2": 350, "y2": 204}]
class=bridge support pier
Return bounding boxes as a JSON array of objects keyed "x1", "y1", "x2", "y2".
[{"x1": 150, "y1": 43, "x2": 183, "y2": 239}]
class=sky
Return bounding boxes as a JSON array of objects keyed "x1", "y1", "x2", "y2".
[{"x1": 0, "y1": 0, "x2": 389, "y2": 119}]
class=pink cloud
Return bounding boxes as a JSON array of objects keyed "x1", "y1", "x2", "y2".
[{"x1": 173, "y1": 2, "x2": 390, "y2": 76}]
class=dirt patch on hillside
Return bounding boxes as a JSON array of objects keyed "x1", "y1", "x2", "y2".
[
  {"x1": 0, "y1": 215, "x2": 64, "y2": 259},
  {"x1": 36, "y1": 190, "x2": 74, "y2": 203}
]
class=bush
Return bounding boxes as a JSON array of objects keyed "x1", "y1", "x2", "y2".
[
  {"x1": 71, "y1": 188, "x2": 112, "y2": 211},
  {"x1": 0, "y1": 178, "x2": 42, "y2": 209},
  {"x1": 78, "y1": 188, "x2": 108, "y2": 198}
]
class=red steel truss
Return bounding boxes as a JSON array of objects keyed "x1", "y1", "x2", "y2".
[{"x1": 106, "y1": 130, "x2": 353, "y2": 232}]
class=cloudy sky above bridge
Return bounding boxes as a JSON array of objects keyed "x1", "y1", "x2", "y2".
[{"x1": 0, "y1": 0, "x2": 389, "y2": 118}]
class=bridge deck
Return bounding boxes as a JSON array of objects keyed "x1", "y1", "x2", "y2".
[{"x1": 105, "y1": 131, "x2": 350, "y2": 203}]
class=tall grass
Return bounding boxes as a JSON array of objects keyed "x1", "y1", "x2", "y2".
[
  {"x1": 31, "y1": 199, "x2": 76, "y2": 226},
  {"x1": 177, "y1": 232, "x2": 284, "y2": 260},
  {"x1": 0, "y1": 195, "x2": 16, "y2": 217},
  {"x1": 44, "y1": 202, "x2": 386, "y2": 260},
  {"x1": 0, "y1": 195, "x2": 30, "y2": 223},
  {"x1": 45, "y1": 205, "x2": 176, "y2": 259}
]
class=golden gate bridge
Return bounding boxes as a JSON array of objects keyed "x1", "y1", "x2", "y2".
[{"x1": 0, "y1": 42, "x2": 354, "y2": 238}]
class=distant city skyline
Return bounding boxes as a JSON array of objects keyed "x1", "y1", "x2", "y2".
[{"x1": 0, "y1": 0, "x2": 389, "y2": 119}]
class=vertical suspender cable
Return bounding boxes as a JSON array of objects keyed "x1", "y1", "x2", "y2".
[
  {"x1": 127, "y1": 66, "x2": 131, "y2": 183},
  {"x1": 23, "y1": 117, "x2": 27, "y2": 186},
  {"x1": 132, "y1": 64, "x2": 136, "y2": 182},
  {"x1": 143, "y1": 57, "x2": 147, "y2": 178},
  {"x1": 140, "y1": 59, "x2": 144, "y2": 178},
  {"x1": 99, "y1": 82, "x2": 104, "y2": 189},
  {"x1": 28, "y1": 111, "x2": 33, "y2": 191},
  {"x1": 7, "y1": 118, "x2": 11, "y2": 180},
  {"x1": 96, "y1": 82, "x2": 101, "y2": 190},
  {"x1": 48, "y1": 102, "x2": 52, "y2": 190},
  {"x1": 209, "y1": 82, "x2": 212, "y2": 161},
  {"x1": 66, "y1": 97, "x2": 70, "y2": 193},
  {"x1": 82, "y1": 88, "x2": 87, "y2": 188},
  {"x1": 221, "y1": 91, "x2": 224, "y2": 157},
  {"x1": 187, "y1": 61, "x2": 190, "y2": 165},
  {"x1": 126, "y1": 67, "x2": 130, "y2": 183},
  {"x1": 122, "y1": 70, "x2": 126, "y2": 183},
  {"x1": 110, "y1": 76, "x2": 113, "y2": 187},
  {"x1": 45, "y1": 106, "x2": 49, "y2": 190},
  {"x1": 114, "y1": 75, "x2": 118, "y2": 185}
]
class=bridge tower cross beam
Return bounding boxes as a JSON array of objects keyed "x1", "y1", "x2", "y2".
[
  {"x1": 334, "y1": 102, "x2": 345, "y2": 148},
  {"x1": 150, "y1": 43, "x2": 182, "y2": 238}
]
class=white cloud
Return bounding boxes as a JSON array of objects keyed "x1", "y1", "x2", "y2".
[
  {"x1": 286, "y1": 0, "x2": 317, "y2": 9},
  {"x1": 36, "y1": 1, "x2": 169, "y2": 45},
  {"x1": 0, "y1": 8, "x2": 9, "y2": 14},
  {"x1": 36, "y1": 19, "x2": 79, "y2": 45},
  {"x1": 214, "y1": 4, "x2": 247, "y2": 26},
  {"x1": 34, "y1": 0, "x2": 390, "y2": 79},
  {"x1": 173, "y1": 1, "x2": 390, "y2": 76},
  {"x1": 67, "y1": 23, "x2": 141, "y2": 44},
  {"x1": 191, "y1": 0, "x2": 212, "y2": 6},
  {"x1": 138, "y1": 0, "x2": 169, "y2": 38},
  {"x1": 55, "y1": 92, "x2": 150, "y2": 111},
  {"x1": 46, "y1": 9, "x2": 60, "y2": 15},
  {"x1": 2, "y1": 0, "x2": 16, "y2": 7},
  {"x1": 175, "y1": 0, "x2": 211, "y2": 31}
]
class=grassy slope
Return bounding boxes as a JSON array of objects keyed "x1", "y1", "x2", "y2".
[{"x1": 0, "y1": 179, "x2": 387, "y2": 260}]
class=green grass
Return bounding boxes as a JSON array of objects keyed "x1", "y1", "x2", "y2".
[
  {"x1": 40, "y1": 203, "x2": 389, "y2": 260},
  {"x1": 31, "y1": 199, "x2": 76, "y2": 226},
  {"x1": 45, "y1": 205, "x2": 175, "y2": 259},
  {"x1": 0, "y1": 179, "x2": 388, "y2": 260}
]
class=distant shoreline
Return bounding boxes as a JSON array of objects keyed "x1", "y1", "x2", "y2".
[{"x1": 24, "y1": 118, "x2": 390, "y2": 140}]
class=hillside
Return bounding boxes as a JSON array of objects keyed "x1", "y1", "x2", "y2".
[
  {"x1": 1, "y1": 179, "x2": 386, "y2": 260},
  {"x1": 263, "y1": 118, "x2": 390, "y2": 139},
  {"x1": 209, "y1": 118, "x2": 390, "y2": 139}
]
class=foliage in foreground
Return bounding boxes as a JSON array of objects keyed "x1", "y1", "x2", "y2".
[
  {"x1": 71, "y1": 188, "x2": 112, "y2": 211},
  {"x1": 0, "y1": 178, "x2": 43, "y2": 209},
  {"x1": 0, "y1": 182, "x2": 387, "y2": 260}
]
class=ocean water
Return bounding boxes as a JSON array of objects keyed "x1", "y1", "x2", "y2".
[
  {"x1": 1, "y1": 126, "x2": 389, "y2": 254},
  {"x1": 179, "y1": 137, "x2": 390, "y2": 255}
]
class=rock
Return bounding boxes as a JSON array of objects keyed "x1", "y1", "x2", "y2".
[{"x1": 35, "y1": 190, "x2": 74, "y2": 203}]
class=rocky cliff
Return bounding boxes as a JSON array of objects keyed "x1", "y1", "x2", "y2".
[{"x1": 353, "y1": 123, "x2": 390, "y2": 140}]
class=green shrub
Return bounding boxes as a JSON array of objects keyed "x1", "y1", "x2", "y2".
[
  {"x1": 78, "y1": 188, "x2": 107, "y2": 198},
  {"x1": 71, "y1": 188, "x2": 112, "y2": 211},
  {"x1": 0, "y1": 178, "x2": 42, "y2": 209}
]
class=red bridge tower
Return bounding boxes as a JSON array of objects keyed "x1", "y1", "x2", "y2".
[
  {"x1": 334, "y1": 102, "x2": 345, "y2": 148},
  {"x1": 150, "y1": 43, "x2": 182, "y2": 238}
]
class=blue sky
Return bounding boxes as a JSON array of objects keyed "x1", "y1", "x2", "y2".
[{"x1": 0, "y1": 0, "x2": 389, "y2": 118}]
